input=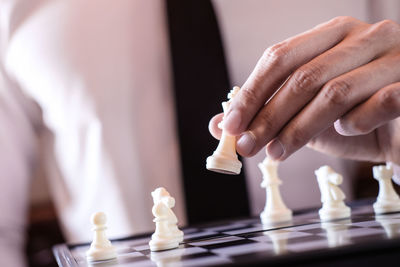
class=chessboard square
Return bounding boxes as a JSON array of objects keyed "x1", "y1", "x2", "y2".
[
  {"x1": 180, "y1": 255, "x2": 232, "y2": 266},
  {"x1": 287, "y1": 239, "x2": 329, "y2": 252},
  {"x1": 249, "y1": 231, "x2": 312, "y2": 243},
  {"x1": 290, "y1": 224, "x2": 323, "y2": 231},
  {"x1": 351, "y1": 221, "x2": 381, "y2": 227},
  {"x1": 183, "y1": 231, "x2": 219, "y2": 241},
  {"x1": 133, "y1": 244, "x2": 151, "y2": 252},
  {"x1": 149, "y1": 246, "x2": 207, "y2": 261},
  {"x1": 211, "y1": 242, "x2": 274, "y2": 256},
  {"x1": 116, "y1": 237, "x2": 151, "y2": 247},
  {"x1": 187, "y1": 236, "x2": 243, "y2": 246},
  {"x1": 116, "y1": 249, "x2": 142, "y2": 257},
  {"x1": 199, "y1": 238, "x2": 255, "y2": 250},
  {"x1": 223, "y1": 225, "x2": 267, "y2": 235},
  {"x1": 286, "y1": 235, "x2": 326, "y2": 244},
  {"x1": 346, "y1": 228, "x2": 386, "y2": 238},
  {"x1": 117, "y1": 254, "x2": 154, "y2": 265},
  {"x1": 203, "y1": 223, "x2": 249, "y2": 232}
]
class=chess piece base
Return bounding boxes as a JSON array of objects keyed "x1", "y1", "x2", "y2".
[
  {"x1": 260, "y1": 209, "x2": 292, "y2": 225},
  {"x1": 86, "y1": 246, "x2": 117, "y2": 262},
  {"x1": 149, "y1": 236, "x2": 180, "y2": 252},
  {"x1": 319, "y1": 206, "x2": 351, "y2": 221},
  {"x1": 373, "y1": 200, "x2": 400, "y2": 214},
  {"x1": 206, "y1": 154, "x2": 242, "y2": 175}
]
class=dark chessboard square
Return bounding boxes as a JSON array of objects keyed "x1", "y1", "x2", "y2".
[
  {"x1": 211, "y1": 241, "x2": 274, "y2": 256},
  {"x1": 187, "y1": 236, "x2": 244, "y2": 246},
  {"x1": 183, "y1": 231, "x2": 223, "y2": 242},
  {"x1": 203, "y1": 223, "x2": 250, "y2": 232},
  {"x1": 200, "y1": 238, "x2": 256, "y2": 250},
  {"x1": 286, "y1": 234, "x2": 326, "y2": 244},
  {"x1": 230, "y1": 250, "x2": 276, "y2": 263}
]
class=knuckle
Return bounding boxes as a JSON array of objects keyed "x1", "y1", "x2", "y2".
[
  {"x1": 329, "y1": 16, "x2": 358, "y2": 29},
  {"x1": 290, "y1": 64, "x2": 323, "y2": 96},
  {"x1": 364, "y1": 20, "x2": 400, "y2": 40},
  {"x1": 322, "y1": 79, "x2": 352, "y2": 106},
  {"x1": 373, "y1": 19, "x2": 400, "y2": 35},
  {"x1": 262, "y1": 42, "x2": 290, "y2": 68},
  {"x1": 240, "y1": 87, "x2": 260, "y2": 106},
  {"x1": 378, "y1": 86, "x2": 400, "y2": 111}
]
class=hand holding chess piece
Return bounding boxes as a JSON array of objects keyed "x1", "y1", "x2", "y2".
[
  {"x1": 373, "y1": 164, "x2": 400, "y2": 214},
  {"x1": 315, "y1": 166, "x2": 351, "y2": 221},
  {"x1": 149, "y1": 187, "x2": 184, "y2": 251},
  {"x1": 206, "y1": 86, "x2": 242, "y2": 175},
  {"x1": 259, "y1": 157, "x2": 292, "y2": 225},
  {"x1": 86, "y1": 212, "x2": 117, "y2": 262}
]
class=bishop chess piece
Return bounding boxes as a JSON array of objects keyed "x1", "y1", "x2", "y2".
[
  {"x1": 86, "y1": 212, "x2": 117, "y2": 262},
  {"x1": 373, "y1": 164, "x2": 400, "y2": 214},
  {"x1": 315, "y1": 166, "x2": 351, "y2": 221},
  {"x1": 149, "y1": 187, "x2": 184, "y2": 251},
  {"x1": 206, "y1": 86, "x2": 242, "y2": 175},
  {"x1": 259, "y1": 157, "x2": 292, "y2": 225}
]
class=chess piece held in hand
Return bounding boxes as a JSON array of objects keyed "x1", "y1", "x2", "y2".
[
  {"x1": 315, "y1": 166, "x2": 351, "y2": 221},
  {"x1": 373, "y1": 164, "x2": 400, "y2": 214},
  {"x1": 259, "y1": 157, "x2": 292, "y2": 225},
  {"x1": 149, "y1": 187, "x2": 184, "y2": 252},
  {"x1": 206, "y1": 86, "x2": 242, "y2": 175},
  {"x1": 86, "y1": 212, "x2": 117, "y2": 262}
]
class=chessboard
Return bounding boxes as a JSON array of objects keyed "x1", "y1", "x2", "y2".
[{"x1": 53, "y1": 200, "x2": 400, "y2": 267}]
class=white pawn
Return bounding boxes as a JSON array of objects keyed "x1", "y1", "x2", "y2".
[
  {"x1": 206, "y1": 86, "x2": 242, "y2": 175},
  {"x1": 86, "y1": 212, "x2": 117, "y2": 262},
  {"x1": 373, "y1": 164, "x2": 400, "y2": 214},
  {"x1": 259, "y1": 157, "x2": 292, "y2": 225},
  {"x1": 149, "y1": 187, "x2": 184, "y2": 252},
  {"x1": 315, "y1": 166, "x2": 351, "y2": 221}
]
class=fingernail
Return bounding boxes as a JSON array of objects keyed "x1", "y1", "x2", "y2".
[
  {"x1": 223, "y1": 110, "x2": 241, "y2": 134},
  {"x1": 237, "y1": 132, "x2": 256, "y2": 156},
  {"x1": 267, "y1": 139, "x2": 284, "y2": 160}
]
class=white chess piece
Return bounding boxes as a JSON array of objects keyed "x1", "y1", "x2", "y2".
[
  {"x1": 373, "y1": 164, "x2": 400, "y2": 214},
  {"x1": 149, "y1": 187, "x2": 184, "y2": 252},
  {"x1": 315, "y1": 166, "x2": 351, "y2": 221},
  {"x1": 206, "y1": 86, "x2": 242, "y2": 175},
  {"x1": 259, "y1": 157, "x2": 292, "y2": 224},
  {"x1": 86, "y1": 212, "x2": 117, "y2": 262}
]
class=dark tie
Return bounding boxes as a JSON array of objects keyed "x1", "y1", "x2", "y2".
[{"x1": 166, "y1": 0, "x2": 250, "y2": 224}]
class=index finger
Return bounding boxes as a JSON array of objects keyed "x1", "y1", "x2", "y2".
[{"x1": 223, "y1": 16, "x2": 361, "y2": 136}]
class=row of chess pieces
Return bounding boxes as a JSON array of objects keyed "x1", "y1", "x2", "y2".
[{"x1": 85, "y1": 160, "x2": 400, "y2": 263}]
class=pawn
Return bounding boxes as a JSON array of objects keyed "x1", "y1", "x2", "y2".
[
  {"x1": 86, "y1": 212, "x2": 117, "y2": 262},
  {"x1": 206, "y1": 86, "x2": 242, "y2": 175},
  {"x1": 373, "y1": 164, "x2": 400, "y2": 214},
  {"x1": 259, "y1": 157, "x2": 292, "y2": 225},
  {"x1": 149, "y1": 187, "x2": 184, "y2": 252},
  {"x1": 315, "y1": 166, "x2": 351, "y2": 221}
]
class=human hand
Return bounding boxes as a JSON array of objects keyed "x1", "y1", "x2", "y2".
[{"x1": 209, "y1": 17, "x2": 400, "y2": 164}]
